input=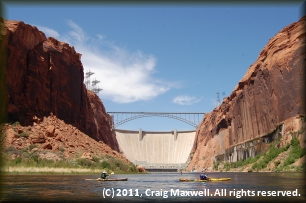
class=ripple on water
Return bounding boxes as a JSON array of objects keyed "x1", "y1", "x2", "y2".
[{"x1": 2, "y1": 172, "x2": 306, "y2": 202}]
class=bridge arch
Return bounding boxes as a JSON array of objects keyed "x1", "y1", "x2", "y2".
[{"x1": 107, "y1": 112, "x2": 205, "y2": 129}]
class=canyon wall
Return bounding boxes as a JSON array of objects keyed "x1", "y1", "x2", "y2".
[
  {"x1": 1, "y1": 18, "x2": 119, "y2": 151},
  {"x1": 188, "y1": 15, "x2": 306, "y2": 171}
]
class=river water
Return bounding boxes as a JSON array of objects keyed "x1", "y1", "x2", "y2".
[{"x1": 1, "y1": 172, "x2": 305, "y2": 202}]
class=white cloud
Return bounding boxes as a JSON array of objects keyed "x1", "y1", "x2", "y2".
[
  {"x1": 41, "y1": 20, "x2": 177, "y2": 103},
  {"x1": 173, "y1": 95, "x2": 202, "y2": 105},
  {"x1": 80, "y1": 47, "x2": 170, "y2": 103},
  {"x1": 96, "y1": 34, "x2": 105, "y2": 40},
  {"x1": 36, "y1": 25, "x2": 59, "y2": 38},
  {"x1": 66, "y1": 20, "x2": 87, "y2": 43}
]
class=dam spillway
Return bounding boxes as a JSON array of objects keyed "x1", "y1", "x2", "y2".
[{"x1": 115, "y1": 129, "x2": 196, "y2": 170}]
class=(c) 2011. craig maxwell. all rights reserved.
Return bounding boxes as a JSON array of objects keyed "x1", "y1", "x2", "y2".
[{"x1": 102, "y1": 188, "x2": 301, "y2": 199}]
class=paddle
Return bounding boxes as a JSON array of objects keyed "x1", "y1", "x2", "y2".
[
  {"x1": 85, "y1": 172, "x2": 114, "y2": 181},
  {"x1": 99, "y1": 172, "x2": 114, "y2": 181},
  {"x1": 107, "y1": 172, "x2": 114, "y2": 178}
]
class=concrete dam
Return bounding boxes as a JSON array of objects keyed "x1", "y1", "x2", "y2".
[{"x1": 115, "y1": 129, "x2": 196, "y2": 172}]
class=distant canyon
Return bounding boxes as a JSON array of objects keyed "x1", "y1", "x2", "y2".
[{"x1": 1, "y1": 15, "x2": 305, "y2": 172}]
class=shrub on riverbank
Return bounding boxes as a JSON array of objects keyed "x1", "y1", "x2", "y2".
[
  {"x1": 217, "y1": 136, "x2": 305, "y2": 172},
  {"x1": 231, "y1": 154, "x2": 261, "y2": 169},
  {"x1": 76, "y1": 155, "x2": 137, "y2": 172},
  {"x1": 251, "y1": 143, "x2": 289, "y2": 171},
  {"x1": 2, "y1": 146, "x2": 137, "y2": 174},
  {"x1": 283, "y1": 137, "x2": 306, "y2": 167},
  {"x1": 2, "y1": 117, "x2": 135, "y2": 174}
]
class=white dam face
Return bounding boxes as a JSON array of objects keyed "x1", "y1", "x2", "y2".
[{"x1": 115, "y1": 129, "x2": 196, "y2": 168}]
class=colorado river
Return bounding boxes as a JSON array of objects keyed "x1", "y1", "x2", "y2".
[{"x1": 1, "y1": 172, "x2": 305, "y2": 202}]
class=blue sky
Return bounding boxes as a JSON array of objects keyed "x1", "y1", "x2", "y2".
[{"x1": 2, "y1": 2, "x2": 304, "y2": 131}]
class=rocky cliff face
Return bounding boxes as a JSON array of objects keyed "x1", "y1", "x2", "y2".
[
  {"x1": 3, "y1": 114, "x2": 127, "y2": 162},
  {"x1": 86, "y1": 91, "x2": 119, "y2": 151},
  {"x1": 2, "y1": 19, "x2": 119, "y2": 151},
  {"x1": 188, "y1": 15, "x2": 305, "y2": 171}
]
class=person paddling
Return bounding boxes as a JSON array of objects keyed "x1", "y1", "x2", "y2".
[
  {"x1": 101, "y1": 171, "x2": 109, "y2": 180},
  {"x1": 200, "y1": 172, "x2": 210, "y2": 181}
]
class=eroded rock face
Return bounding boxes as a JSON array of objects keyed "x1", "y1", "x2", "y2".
[
  {"x1": 80, "y1": 152, "x2": 92, "y2": 160},
  {"x1": 86, "y1": 91, "x2": 119, "y2": 152},
  {"x1": 136, "y1": 165, "x2": 147, "y2": 173},
  {"x1": 188, "y1": 16, "x2": 305, "y2": 171},
  {"x1": 4, "y1": 115, "x2": 129, "y2": 162},
  {"x1": 2, "y1": 19, "x2": 119, "y2": 151},
  {"x1": 5, "y1": 128, "x2": 16, "y2": 145}
]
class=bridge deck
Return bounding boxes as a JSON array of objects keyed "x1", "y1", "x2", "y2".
[{"x1": 108, "y1": 112, "x2": 205, "y2": 129}]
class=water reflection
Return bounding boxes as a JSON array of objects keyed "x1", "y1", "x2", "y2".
[{"x1": 1, "y1": 172, "x2": 305, "y2": 202}]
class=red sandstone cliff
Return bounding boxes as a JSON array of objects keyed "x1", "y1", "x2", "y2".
[
  {"x1": 188, "y1": 16, "x2": 305, "y2": 171},
  {"x1": 86, "y1": 91, "x2": 119, "y2": 150},
  {"x1": 1, "y1": 19, "x2": 119, "y2": 151}
]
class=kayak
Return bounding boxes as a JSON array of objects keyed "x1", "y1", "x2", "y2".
[
  {"x1": 179, "y1": 178, "x2": 231, "y2": 182},
  {"x1": 85, "y1": 178, "x2": 128, "y2": 181}
]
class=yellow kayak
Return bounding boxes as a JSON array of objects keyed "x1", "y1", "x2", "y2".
[
  {"x1": 85, "y1": 178, "x2": 128, "y2": 181},
  {"x1": 179, "y1": 178, "x2": 231, "y2": 182}
]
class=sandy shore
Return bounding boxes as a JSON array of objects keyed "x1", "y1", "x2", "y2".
[{"x1": 2, "y1": 166, "x2": 103, "y2": 174}]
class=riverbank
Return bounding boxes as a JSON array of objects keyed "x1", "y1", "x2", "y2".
[
  {"x1": 1, "y1": 118, "x2": 138, "y2": 174},
  {"x1": 1, "y1": 166, "x2": 144, "y2": 175},
  {"x1": 1, "y1": 166, "x2": 103, "y2": 174},
  {"x1": 212, "y1": 137, "x2": 306, "y2": 173}
]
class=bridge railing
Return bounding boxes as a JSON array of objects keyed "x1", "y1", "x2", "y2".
[{"x1": 108, "y1": 112, "x2": 205, "y2": 129}]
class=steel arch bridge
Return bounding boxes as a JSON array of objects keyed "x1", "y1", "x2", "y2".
[{"x1": 107, "y1": 112, "x2": 205, "y2": 129}]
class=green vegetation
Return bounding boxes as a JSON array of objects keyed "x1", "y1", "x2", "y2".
[
  {"x1": 250, "y1": 137, "x2": 305, "y2": 171},
  {"x1": 18, "y1": 132, "x2": 29, "y2": 138},
  {"x1": 3, "y1": 146, "x2": 137, "y2": 174},
  {"x1": 101, "y1": 160, "x2": 111, "y2": 169},
  {"x1": 11, "y1": 121, "x2": 20, "y2": 127},
  {"x1": 275, "y1": 163, "x2": 306, "y2": 172},
  {"x1": 73, "y1": 155, "x2": 137, "y2": 172},
  {"x1": 103, "y1": 156, "x2": 137, "y2": 172},
  {"x1": 29, "y1": 144, "x2": 37, "y2": 151},
  {"x1": 220, "y1": 153, "x2": 263, "y2": 172},
  {"x1": 274, "y1": 160, "x2": 281, "y2": 167},
  {"x1": 251, "y1": 143, "x2": 289, "y2": 171},
  {"x1": 283, "y1": 137, "x2": 306, "y2": 167},
  {"x1": 218, "y1": 135, "x2": 305, "y2": 172},
  {"x1": 231, "y1": 154, "x2": 262, "y2": 169},
  {"x1": 300, "y1": 114, "x2": 306, "y2": 123},
  {"x1": 92, "y1": 156, "x2": 100, "y2": 163},
  {"x1": 77, "y1": 158, "x2": 93, "y2": 167},
  {"x1": 2, "y1": 121, "x2": 138, "y2": 174},
  {"x1": 213, "y1": 161, "x2": 220, "y2": 171},
  {"x1": 224, "y1": 162, "x2": 230, "y2": 171}
]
